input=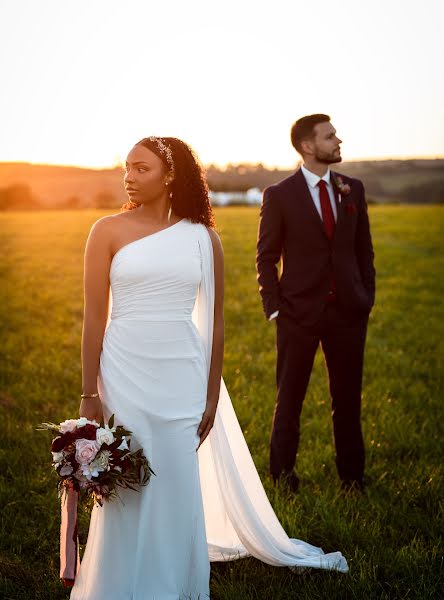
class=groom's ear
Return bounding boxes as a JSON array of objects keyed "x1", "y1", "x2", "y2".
[{"x1": 300, "y1": 138, "x2": 314, "y2": 157}]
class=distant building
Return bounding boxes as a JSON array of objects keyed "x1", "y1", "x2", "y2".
[
  {"x1": 209, "y1": 187, "x2": 262, "y2": 206},
  {"x1": 245, "y1": 188, "x2": 262, "y2": 205}
]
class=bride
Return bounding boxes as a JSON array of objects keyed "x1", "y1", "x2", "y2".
[{"x1": 70, "y1": 136, "x2": 348, "y2": 600}]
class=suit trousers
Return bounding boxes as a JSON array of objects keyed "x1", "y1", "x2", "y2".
[{"x1": 270, "y1": 302, "x2": 368, "y2": 483}]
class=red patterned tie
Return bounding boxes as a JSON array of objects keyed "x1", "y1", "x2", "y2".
[
  {"x1": 318, "y1": 180, "x2": 337, "y2": 300},
  {"x1": 318, "y1": 180, "x2": 335, "y2": 240}
]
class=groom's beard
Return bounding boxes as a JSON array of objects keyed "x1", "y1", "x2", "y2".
[{"x1": 315, "y1": 149, "x2": 342, "y2": 164}]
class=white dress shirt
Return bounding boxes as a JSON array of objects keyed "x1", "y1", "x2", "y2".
[
  {"x1": 269, "y1": 165, "x2": 337, "y2": 321},
  {"x1": 300, "y1": 164, "x2": 338, "y2": 222}
]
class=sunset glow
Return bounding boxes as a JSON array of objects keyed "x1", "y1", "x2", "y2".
[{"x1": 0, "y1": 0, "x2": 443, "y2": 168}]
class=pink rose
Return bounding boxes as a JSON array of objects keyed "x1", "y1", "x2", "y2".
[
  {"x1": 75, "y1": 439, "x2": 100, "y2": 465},
  {"x1": 60, "y1": 419, "x2": 78, "y2": 434}
]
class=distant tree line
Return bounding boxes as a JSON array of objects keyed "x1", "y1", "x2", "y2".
[
  {"x1": 205, "y1": 163, "x2": 444, "y2": 204},
  {"x1": 0, "y1": 184, "x2": 120, "y2": 210},
  {"x1": 206, "y1": 163, "x2": 295, "y2": 192},
  {"x1": 1, "y1": 160, "x2": 443, "y2": 209},
  {"x1": 0, "y1": 184, "x2": 39, "y2": 210}
]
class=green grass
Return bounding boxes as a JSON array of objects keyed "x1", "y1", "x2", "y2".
[{"x1": 0, "y1": 206, "x2": 443, "y2": 599}]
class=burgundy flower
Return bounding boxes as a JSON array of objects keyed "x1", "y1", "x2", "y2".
[
  {"x1": 111, "y1": 451, "x2": 122, "y2": 463},
  {"x1": 74, "y1": 424, "x2": 99, "y2": 441},
  {"x1": 52, "y1": 431, "x2": 74, "y2": 451},
  {"x1": 51, "y1": 436, "x2": 65, "y2": 452},
  {"x1": 345, "y1": 202, "x2": 357, "y2": 215}
]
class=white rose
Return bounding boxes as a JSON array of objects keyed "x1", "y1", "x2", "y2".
[
  {"x1": 75, "y1": 439, "x2": 100, "y2": 465},
  {"x1": 76, "y1": 417, "x2": 99, "y2": 428},
  {"x1": 60, "y1": 464, "x2": 73, "y2": 476},
  {"x1": 52, "y1": 451, "x2": 64, "y2": 465},
  {"x1": 117, "y1": 436, "x2": 129, "y2": 451},
  {"x1": 96, "y1": 427, "x2": 115, "y2": 446},
  {"x1": 59, "y1": 419, "x2": 78, "y2": 433}
]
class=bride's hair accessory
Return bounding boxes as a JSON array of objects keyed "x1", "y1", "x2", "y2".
[{"x1": 147, "y1": 136, "x2": 174, "y2": 172}]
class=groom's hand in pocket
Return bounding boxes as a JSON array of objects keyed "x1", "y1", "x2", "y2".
[{"x1": 197, "y1": 403, "x2": 217, "y2": 449}]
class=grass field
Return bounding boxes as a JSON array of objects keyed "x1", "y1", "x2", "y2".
[{"x1": 0, "y1": 206, "x2": 443, "y2": 599}]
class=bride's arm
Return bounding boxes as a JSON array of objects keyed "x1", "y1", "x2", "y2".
[
  {"x1": 197, "y1": 227, "x2": 224, "y2": 447},
  {"x1": 79, "y1": 218, "x2": 113, "y2": 422}
]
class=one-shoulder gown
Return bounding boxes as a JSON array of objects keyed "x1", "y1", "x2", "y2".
[{"x1": 70, "y1": 219, "x2": 348, "y2": 600}]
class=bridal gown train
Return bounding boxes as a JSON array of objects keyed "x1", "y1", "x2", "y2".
[{"x1": 70, "y1": 219, "x2": 348, "y2": 600}]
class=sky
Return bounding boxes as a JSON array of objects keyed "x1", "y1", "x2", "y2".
[{"x1": 0, "y1": 0, "x2": 443, "y2": 169}]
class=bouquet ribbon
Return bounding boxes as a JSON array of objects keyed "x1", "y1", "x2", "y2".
[{"x1": 60, "y1": 484, "x2": 80, "y2": 587}]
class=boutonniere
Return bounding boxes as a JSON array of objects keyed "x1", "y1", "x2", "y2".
[
  {"x1": 345, "y1": 202, "x2": 357, "y2": 215},
  {"x1": 333, "y1": 175, "x2": 351, "y2": 204}
]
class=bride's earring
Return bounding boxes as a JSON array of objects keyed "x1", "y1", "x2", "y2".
[{"x1": 165, "y1": 179, "x2": 173, "y2": 222}]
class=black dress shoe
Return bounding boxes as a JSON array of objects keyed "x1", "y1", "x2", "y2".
[{"x1": 272, "y1": 471, "x2": 300, "y2": 494}]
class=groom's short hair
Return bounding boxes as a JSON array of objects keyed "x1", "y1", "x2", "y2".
[{"x1": 291, "y1": 114, "x2": 331, "y2": 155}]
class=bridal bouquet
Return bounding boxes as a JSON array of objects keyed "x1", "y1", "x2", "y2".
[
  {"x1": 39, "y1": 414, "x2": 153, "y2": 507},
  {"x1": 39, "y1": 415, "x2": 154, "y2": 586}
]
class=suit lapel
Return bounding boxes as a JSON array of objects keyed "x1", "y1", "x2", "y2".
[
  {"x1": 330, "y1": 171, "x2": 344, "y2": 228},
  {"x1": 331, "y1": 170, "x2": 360, "y2": 230},
  {"x1": 330, "y1": 172, "x2": 341, "y2": 212}
]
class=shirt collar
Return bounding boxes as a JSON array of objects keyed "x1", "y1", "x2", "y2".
[{"x1": 301, "y1": 164, "x2": 331, "y2": 189}]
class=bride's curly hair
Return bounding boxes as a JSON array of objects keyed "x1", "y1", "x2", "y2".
[{"x1": 122, "y1": 137, "x2": 215, "y2": 228}]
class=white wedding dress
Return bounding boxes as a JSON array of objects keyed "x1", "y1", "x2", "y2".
[{"x1": 70, "y1": 219, "x2": 347, "y2": 600}]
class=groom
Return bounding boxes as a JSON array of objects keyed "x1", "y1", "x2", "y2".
[{"x1": 256, "y1": 114, "x2": 375, "y2": 492}]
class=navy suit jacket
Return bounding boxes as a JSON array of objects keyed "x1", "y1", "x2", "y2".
[{"x1": 256, "y1": 168, "x2": 376, "y2": 325}]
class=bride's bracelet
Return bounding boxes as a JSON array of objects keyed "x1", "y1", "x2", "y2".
[{"x1": 81, "y1": 393, "x2": 99, "y2": 399}]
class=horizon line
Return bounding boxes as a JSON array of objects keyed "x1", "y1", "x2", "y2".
[{"x1": 0, "y1": 154, "x2": 443, "y2": 171}]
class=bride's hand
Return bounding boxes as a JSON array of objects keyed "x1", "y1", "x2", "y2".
[
  {"x1": 79, "y1": 396, "x2": 103, "y2": 423},
  {"x1": 197, "y1": 403, "x2": 217, "y2": 449}
]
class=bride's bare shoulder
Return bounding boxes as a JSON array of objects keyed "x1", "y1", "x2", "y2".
[
  {"x1": 85, "y1": 213, "x2": 134, "y2": 258},
  {"x1": 88, "y1": 211, "x2": 132, "y2": 240}
]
